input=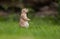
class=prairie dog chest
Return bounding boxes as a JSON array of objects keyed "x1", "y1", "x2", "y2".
[
  {"x1": 23, "y1": 14, "x2": 27, "y2": 18},
  {"x1": 21, "y1": 13, "x2": 27, "y2": 18},
  {"x1": 20, "y1": 13, "x2": 28, "y2": 22}
]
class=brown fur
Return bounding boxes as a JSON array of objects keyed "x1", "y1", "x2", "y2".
[{"x1": 19, "y1": 8, "x2": 30, "y2": 28}]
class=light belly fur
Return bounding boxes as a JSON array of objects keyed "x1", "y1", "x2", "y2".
[{"x1": 20, "y1": 19, "x2": 29, "y2": 27}]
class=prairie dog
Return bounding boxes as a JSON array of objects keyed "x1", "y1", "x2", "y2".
[{"x1": 19, "y1": 8, "x2": 30, "y2": 28}]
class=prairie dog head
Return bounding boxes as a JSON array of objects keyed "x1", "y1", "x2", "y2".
[{"x1": 21, "y1": 8, "x2": 29, "y2": 13}]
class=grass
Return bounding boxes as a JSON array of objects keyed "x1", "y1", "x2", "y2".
[{"x1": 0, "y1": 16, "x2": 60, "y2": 39}]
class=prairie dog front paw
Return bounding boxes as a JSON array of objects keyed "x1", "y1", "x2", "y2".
[{"x1": 28, "y1": 19, "x2": 30, "y2": 21}]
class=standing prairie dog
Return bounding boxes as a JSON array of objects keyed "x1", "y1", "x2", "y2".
[{"x1": 19, "y1": 8, "x2": 30, "y2": 28}]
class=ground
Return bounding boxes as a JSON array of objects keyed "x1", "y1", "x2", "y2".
[{"x1": 0, "y1": 17, "x2": 60, "y2": 39}]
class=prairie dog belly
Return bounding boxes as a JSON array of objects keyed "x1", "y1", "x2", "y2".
[
  {"x1": 24, "y1": 21, "x2": 29, "y2": 27},
  {"x1": 20, "y1": 19, "x2": 29, "y2": 28}
]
